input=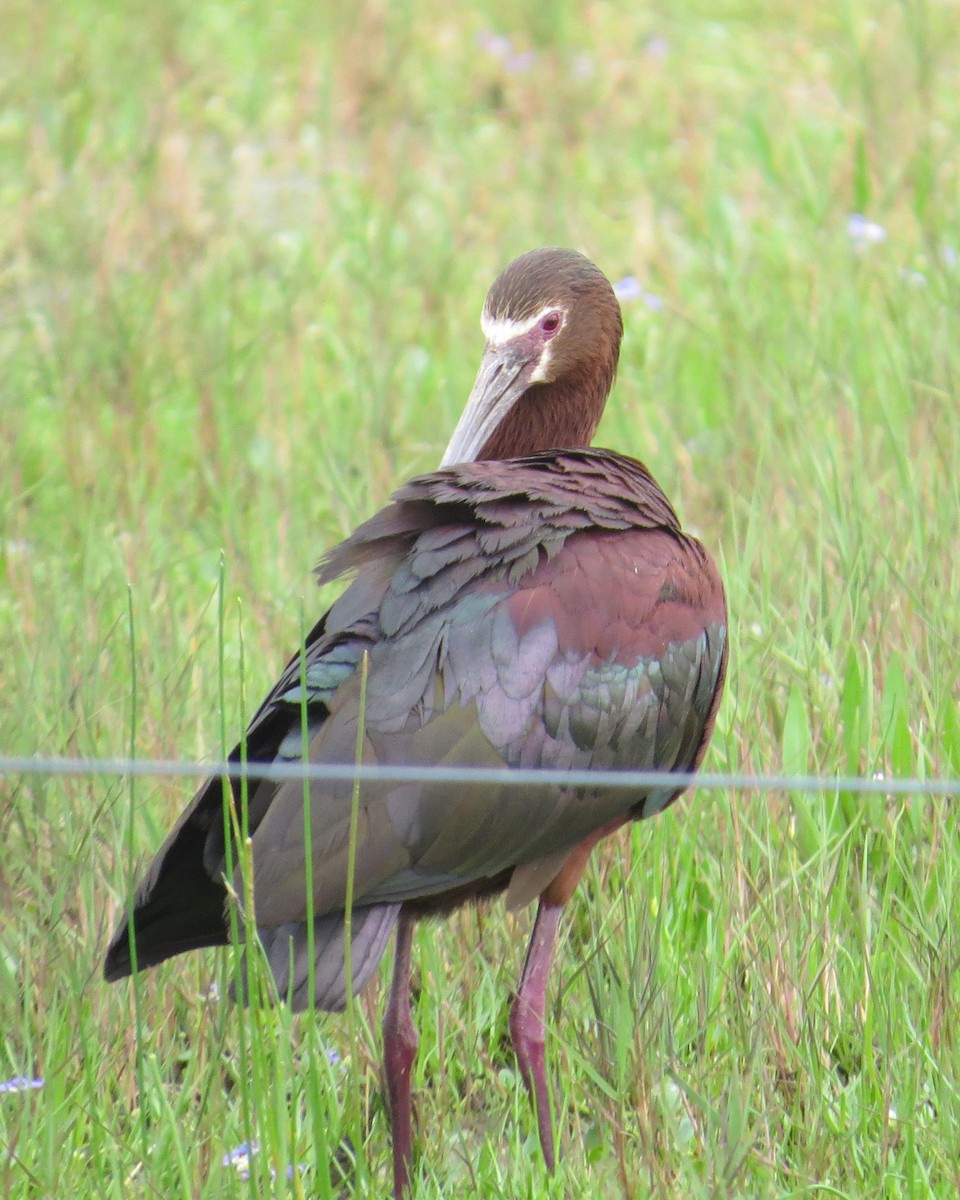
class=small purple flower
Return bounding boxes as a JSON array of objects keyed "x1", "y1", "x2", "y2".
[
  {"x1": 0, "y1": 1077, "x2": 43, "y2": 1095},
  {"x1": 613, "y1": 275, "x2": 644, "y2": 302},
  {"x1": 613, "y1": 276, "x2": 664, "y2": 310},
  {"x1": 645, "y1": 36, "x2": 671, "y2": 59},
  {"x1": 223, "y1": 1139, "x2": 301, "y2": 1181},
  {"x1": 477, "y1": 32, "x2": 513, "y2": 61},
  {"x1": 505, "y1": 50, "x2": 537, "y2": 75},
  {"x1": 942, "y1": 245, "x2": 957, "y2": 269},
  {"x1": 847, "y1": 213, "x2": 887, "y2": 250},
  {"x1": 476, "y1": 32, "x2": 536, "y2": 74},
  {"x1": 223, "y1": 1139, "x2": 259, "y2": 1179}
]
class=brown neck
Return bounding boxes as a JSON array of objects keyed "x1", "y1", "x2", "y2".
[{"x1": 476, "y1": 365, "x2": 615, "y2": 461}]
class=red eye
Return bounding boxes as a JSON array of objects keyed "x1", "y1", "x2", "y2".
[{"x1": 540, "y1": 311, "x2": 561, "y2": 335}]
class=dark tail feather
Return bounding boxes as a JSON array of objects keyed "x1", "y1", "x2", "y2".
[
  {"x1": 235, "y1": 904, "x2": 401, "y2": 1012},
  {"x1": 104, "y1": 878, "x2": 228, "y2": 982}
]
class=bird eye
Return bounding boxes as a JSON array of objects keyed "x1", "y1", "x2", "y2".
[{"x1": 540, "y1": 311, "x2": 562, "y2": 336}]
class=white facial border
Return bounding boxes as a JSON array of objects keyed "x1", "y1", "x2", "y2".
[
  {"x1": 480, "y1": 304, "x2": 565, "y2": 385},
  {"x1": 480, "y1": 304, "x2": 562, "y2": 346}
]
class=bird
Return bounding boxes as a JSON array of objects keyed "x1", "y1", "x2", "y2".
[{"x1": 104, "y1": 247, "x2": 727, "y2": 1196}]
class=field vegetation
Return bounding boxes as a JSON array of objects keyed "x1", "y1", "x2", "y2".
[{"x1": 2, "y1": 1, "x2": 959, "y2": 1195}]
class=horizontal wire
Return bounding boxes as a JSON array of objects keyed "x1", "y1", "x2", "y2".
[{"x1": 0, "y1": 754, "x2": 957, "y2": 796}]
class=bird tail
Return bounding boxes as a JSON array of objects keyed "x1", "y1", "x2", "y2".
[{"x1": 234, "y1": 903, "x2": 402, "y2": 1012}]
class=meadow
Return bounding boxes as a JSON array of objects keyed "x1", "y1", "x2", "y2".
[{"x1": 2, "y1": 0, "x2": 959, "y2": 1195}]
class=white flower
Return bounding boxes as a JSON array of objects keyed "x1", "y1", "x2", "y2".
[{"x1": 847, "y1": 213, "x2": 887, "y2": 250}]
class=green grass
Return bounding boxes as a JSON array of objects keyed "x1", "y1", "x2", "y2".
[{"x1": 2, "y1": 0, "x2": 960, "y2": 1195}]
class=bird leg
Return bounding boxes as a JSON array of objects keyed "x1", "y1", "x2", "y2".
[
  {"x1": 510, "y1": 899, "x2": 563, "y2": 1171},
  {"x1": 383, "y1": 909, "x2": 418, "y2": 1199}
]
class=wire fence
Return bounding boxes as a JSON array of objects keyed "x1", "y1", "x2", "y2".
[{"x1": 2, "y1": 754, "x2": 958, "y2": 796}]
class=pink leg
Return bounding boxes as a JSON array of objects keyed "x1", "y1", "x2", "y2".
[
  {"x1": 509, "y1": 900, "x2": 563, "y2": 1171},
  {"x1": 383, "y1": 910, "x2": 418, "y2": 1199}
]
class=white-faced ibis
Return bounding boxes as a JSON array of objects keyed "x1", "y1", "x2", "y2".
[{"x1": 105, "y1": 247, "x2": 727, "y2": 1195}]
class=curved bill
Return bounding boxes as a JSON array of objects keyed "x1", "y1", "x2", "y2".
[{"x1": 440, "y1": 343, "x2": 535, "y2": 466}]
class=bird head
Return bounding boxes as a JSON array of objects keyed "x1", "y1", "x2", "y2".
[{"x1": 441, "y1": 248, "x2": 624, "y2": 465}]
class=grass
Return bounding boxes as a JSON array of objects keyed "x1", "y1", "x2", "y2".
[{"x1": 2, "y1": 0, "x2": 960, "y2": 1195}]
